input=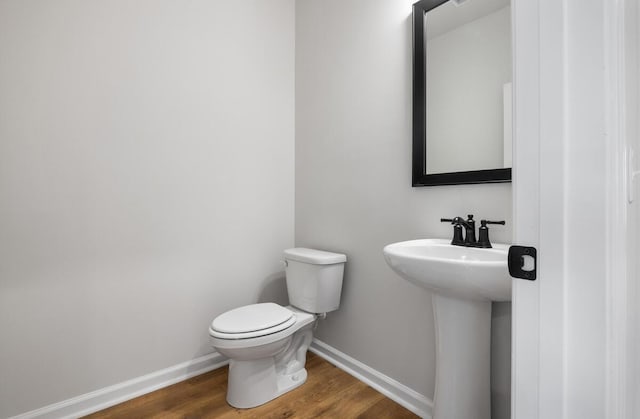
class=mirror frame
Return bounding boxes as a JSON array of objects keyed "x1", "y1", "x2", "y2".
[{"x1": 412, "y1": 0, "x2": 512, "y2": 187}]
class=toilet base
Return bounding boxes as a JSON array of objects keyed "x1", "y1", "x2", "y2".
[
  {"x1": 225, "y1": 322, "x2": 314, "y2": 409},
  {"x1": 226, "y1": 359, "x2": 308, "y2": 408}
]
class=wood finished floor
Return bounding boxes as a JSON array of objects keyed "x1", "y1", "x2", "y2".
[{"x1": 84, "y1": 352, "x2": 419, "y2": 419}]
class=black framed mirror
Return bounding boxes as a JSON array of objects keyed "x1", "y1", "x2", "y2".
[{"x1": 412, "y1": 0, "x2": 512, "y2": 187}]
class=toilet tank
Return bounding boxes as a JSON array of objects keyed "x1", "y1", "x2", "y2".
[{"x1": 283, "y1": 248, "x2": 347, "y2": 313}]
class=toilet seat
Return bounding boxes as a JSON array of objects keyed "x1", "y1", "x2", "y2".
[{"x1": 210, "y1": 303, "x2": 296, "y2": 339}]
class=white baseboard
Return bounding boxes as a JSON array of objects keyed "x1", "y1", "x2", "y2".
[
  {"x1": 11, "y1": 341, "x2": 432, "y2": 419},
  {"x1": 10, "y1": 352, "x2": 228, "y2": 419},
  {"x1": 309, "y1": 339, "x2": 433, "y2": 419}
]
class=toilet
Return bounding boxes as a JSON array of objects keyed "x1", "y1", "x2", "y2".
[{"x1": 209, "y1": 247, "x2": 347, "y2": 409}]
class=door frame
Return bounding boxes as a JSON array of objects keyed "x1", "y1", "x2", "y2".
[{"x1": 604, "y1": 0, "x2": 633, "y2": 417}]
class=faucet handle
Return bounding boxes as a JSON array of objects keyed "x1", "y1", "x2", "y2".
[
  {"x1": 477, "y1": 220, "x2": 506, "y2": 248},
  {"x1": 441, "y1": 217, "x2": 467, "y2": 224},
  {"x1": 441, "y1": 217, "x2": 464, "y2": 245}
]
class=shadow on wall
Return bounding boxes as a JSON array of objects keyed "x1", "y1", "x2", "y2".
[
  {"x1": 491, "y1": 301, "x2": 512, "y2": 419},
  {"x1": 257, "y1": 271, "x2": 290, "y2": 306}
]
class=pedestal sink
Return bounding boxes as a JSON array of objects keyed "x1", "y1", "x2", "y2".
[{"x1": 383, "y1": 239, "x2": 511, "y2": 419}]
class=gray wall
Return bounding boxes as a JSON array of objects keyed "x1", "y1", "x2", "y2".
[
  {"x1": 0, "y1": 0, "x2": 513, "y2": 416},
  {"x1": 295, "y1": 0, "x2": 512, "y2": 405},
  {"x1": 0, "y1": 1, "x2": 294, "y2": 417}
]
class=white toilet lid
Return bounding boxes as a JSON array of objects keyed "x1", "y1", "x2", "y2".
[{"x1": 210, "y1": 303, "x2": 296, "y2": 339}]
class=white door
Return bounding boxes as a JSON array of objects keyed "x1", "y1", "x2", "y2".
[
  {"x1": 512, "y1": 0, "x2": 637, "y2": 418},
  {"x1": 511, "y1": 1, "x2": 566, "y2": 417}
]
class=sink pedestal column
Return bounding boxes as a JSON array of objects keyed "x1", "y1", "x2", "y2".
[{"x1": 432, "y1": 293, "x2": 491, "y2": 419}]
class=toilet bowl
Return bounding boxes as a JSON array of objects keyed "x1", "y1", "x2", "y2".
[
  {"x1": 209, "y1": 248, "x2": 346, "y2": 409},
  {"x1": 210, "y1": 304, "x2": 316, "y2": 408}
]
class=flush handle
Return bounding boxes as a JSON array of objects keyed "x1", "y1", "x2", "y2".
[{"x1": 508, "y1": 246, "x2": 537, "y2": 281}]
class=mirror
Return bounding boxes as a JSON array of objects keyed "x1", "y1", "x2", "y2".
[{"x1": 412, "y1": 0, "x2": 512, "y2": 186}]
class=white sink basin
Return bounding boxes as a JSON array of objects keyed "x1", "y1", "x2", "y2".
[
  {"x1": 383, "y1": 238, "x2": 511, "y2": 301},
  {"x1": 383, "y1": 238, "x2": 512, "y2": 419}
]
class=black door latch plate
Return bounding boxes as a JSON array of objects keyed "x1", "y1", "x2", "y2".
[{"x1": 508, "y1": 246, "x2": 537, "y2": 281}]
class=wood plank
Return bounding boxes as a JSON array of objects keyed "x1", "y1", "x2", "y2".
[{"x1": 84, "y1": 353, "x2": 419, "y2": 418}]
